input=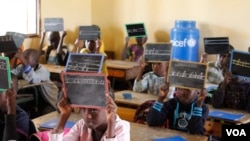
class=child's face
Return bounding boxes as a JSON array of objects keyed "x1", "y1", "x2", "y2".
[
  {"x1": 152, "y1": 63, "x2": 163, "y2": 76},
  {"x1": 81, "y1": 108, "x2": 107, "y2": 129},
  {"x1": 24, "y1": 52, "x2": 38, "y2": 68},
  {"x1": 49, "y1": 32, "x2": 60, "y2": 49},
  {"x1": 176, "y1": 88, "x2": 197, "y2": 105},
  {"x1": 85, "y1": 40, "x2": 97, "y2": 53}
]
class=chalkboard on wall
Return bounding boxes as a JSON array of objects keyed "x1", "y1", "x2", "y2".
[
  {"x1": 0, "y1": 35, "x2": 17, "y2": 53},
  {"x1": 0, "y1": 56, "x2": 11, "y2": 92},
  {"x1": 204, "y1": 37, "x2": 229, "y2": 54},
  {"x1": 144, "y1": 43, "x2": 172, "y2": 62},
  {"x1": 78, "y1": 26, "x2": 100, "y2": 40},
  {"x1": 167, "y1": 60, "x2": 207, "y2": 89},
  {"x1": 6, "y1": 32, "x2": 26, "y2": 48},
  {"x1": 229, "y1": 50, "x2": 250, "y2": 80},
  {"x1": 125, "y1": 23, "x2": 146, "y2": 37},
  {"x1": 61, "y1": 72, "x2": 108, "y2": 108},
  {"x1": 44, "y1": 18, "x2": 64, "y2": 31},
  {"x1": 65, "y1": 53, "x2": 104, "y2": 73}
]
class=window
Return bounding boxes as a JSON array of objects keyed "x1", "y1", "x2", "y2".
[{"x1": 0, "y1": 0, "x2": 40, "y2": 36}]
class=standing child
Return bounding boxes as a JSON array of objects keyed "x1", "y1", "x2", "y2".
[{"x1": 147, "y1": 83, "x2": 209, "y2": 135}]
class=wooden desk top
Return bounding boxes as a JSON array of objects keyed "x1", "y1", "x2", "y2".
[
  {"x1": 32, "y1": 111, "x2": 208, "y2": 141},
  {"x1": 41, "y1": 64, "x2": 65, "y2": 74},
  {"x1": 208, "y1": 104, "x2": 250, "y2": 124},
  {"x1": 18, "y1": 79, "x2": 43, "y2": 89},
  {"x1": 106, "y1": 60, "x2": 139, "y2": 69},
  {"x1": 115, "y1": 90, "x2": 158, "y2": 106}
]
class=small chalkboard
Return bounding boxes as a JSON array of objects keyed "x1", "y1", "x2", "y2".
[
  {"x1": 0, "y1": 56, "x2": 11, "y2": 92},
  {"x1": 229, "y1": 50, "x2": 250, "y2": 80},
  {"x1": 78, "y1": 25, "x2": 100, "y2": 40},
  {"x1": 0, "y1": 35, "x2": 17, "y2": 53},
  {"x1": 167, "y1": 60, "x2": 207, "y2": 89},
  {"x1": 144, "y1": 43, "x2": 172, "y2": 62},
  {"x1": 204, "y1": 37, "x2": 229, "y2": 54},
  {"x1": 61, "y1": 72, "x2": 108, "y2": 108},
  {"x1": 65, "y1": 53, "x2": 104, "y2": 73},
  {"x1": 125, "y1": 23, "x2": 146, "y2": 37},
  {"x1": 44, "y1": 18, "x2": 64, "y2": 31},
  {"x1": 6, "y1": 31, "x2": 26, "y2": 48}
]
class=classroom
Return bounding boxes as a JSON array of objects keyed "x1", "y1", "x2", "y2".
[{"x1": 1, "y1": 0, "x2": 250, "y2": 141}]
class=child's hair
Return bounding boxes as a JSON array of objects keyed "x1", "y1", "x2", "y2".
[{"x1": 23, "y1": 48, "x2": 39, "y2": 63}]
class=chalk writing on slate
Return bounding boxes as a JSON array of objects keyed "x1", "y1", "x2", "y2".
[
  {"x1": 144, "y1": 43, "x2": 172, "y2": 62},
  {"x1": 125, "y1": 23, "x2": 146, "y2": 37},
  {"x1": 65, "y1": 53, "x2": 104, "y2": 73},
  {"x1": 168, "y1": 60, "x2": 207, "y2": 89},
  {"x1": 6, "y1": 31, "x2": 26, "y2": 48},
  {"x1": 204, "y1": 37, "x2": 229, "y2": 54},
  {"x1": 0, "y1": 35, "x2": 17, "y2": 53},
  {"x1": 44, "y1": 18, "x2": 64, "y2": 31},
  {"x1": 230, "y1": 50, "x2": 250, "y2": 79},
  {"x1": 62, "y1": 72, "x2": 108, "y2": 108},
  {"x1": 78, "y1": 26, "x2": 100, "y2": 40},
  {"x1": 0, "y1": 57, "x2": 11, "y2": 92}
]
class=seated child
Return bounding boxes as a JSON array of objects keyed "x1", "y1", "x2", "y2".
[
  {"x1": 48, "y1": 95, "x2": 130, "y2": 141},
  {"x1": 11, "y1": 48, "x2": 59, "y2": 114},
  {"x1": 147, "y1": 83, "x2": 209, "y2": 135}
]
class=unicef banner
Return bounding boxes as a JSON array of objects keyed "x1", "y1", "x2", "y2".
[{"x1": 170, "y1": 20, "x2": 200, "y2": 62}]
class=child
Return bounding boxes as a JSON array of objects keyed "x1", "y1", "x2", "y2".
[
  {"x1": 133, "y1": 60, "x2": 174, "y2": 98},
  {"x1": 0, "y1": 75, "x2": 30, "y2": 141},
  {"x1": 11, "y1": 48, "x2": 59, "y2": 114},
  {"x1": 48, "y1": 95, "x2": 130, "y2": 141},
  {"x1": 122, "y1": 36, "x2": 147, "y2": 62},
  {"x1": 40, "y1": 31, "x2": 69, "y2": 66},
  {"x1": 147, "y1": 83, "x2": 209, "y2": 135}
]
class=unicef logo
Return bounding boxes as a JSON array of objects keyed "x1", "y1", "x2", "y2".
[{"x1": 187, "y1": 38, "x2": 196, "y2": 48}]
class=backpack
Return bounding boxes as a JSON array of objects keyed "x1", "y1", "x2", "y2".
[{"x1": 133, "y1": 100, "x2": 156, "y2": 124}]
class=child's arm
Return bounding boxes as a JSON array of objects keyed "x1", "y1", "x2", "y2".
[
  {"x1": 39, "y1": 31, "x2": 47, "y2": 55},
  {"x1": 56, "y1": 31, "x2": 67, "y2": 65},
  {"x1": 122, "y1": 37, "x2": 130, "y2": 60}
]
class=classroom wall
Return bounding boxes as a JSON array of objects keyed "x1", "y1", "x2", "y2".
[{"x1": 25, "y1": 0, "x2": 250, "y2": 60}]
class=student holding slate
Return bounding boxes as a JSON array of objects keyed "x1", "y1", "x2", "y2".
[
  {"x1": 147, "y1": 83, "x2": 209, "y2": 135},
  {"x1": 47, "y1": 95, "x2": 130, "y2": 141}
]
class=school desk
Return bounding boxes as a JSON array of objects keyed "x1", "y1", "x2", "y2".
[
  {"x1": 41, "y1": 64, "x2": 65, "y2": 74},
  {"x1": 32, "y1": 111, "x2": 208, "y2": 141}
]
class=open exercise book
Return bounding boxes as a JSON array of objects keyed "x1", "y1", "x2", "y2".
[
  {"x1": 153, "y1": 136, "x2": 186, "y2": 141},
  {"x1": 209, "y1": 110, "x2": 245, "y2": 121},
  {"x1": 39, "y1": 119, "x2": 76, "y2": 130}
]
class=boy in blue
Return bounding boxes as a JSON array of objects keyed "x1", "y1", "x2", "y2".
[{"x1": 147, "y1": 83, "x2": 209, "y2": 135}]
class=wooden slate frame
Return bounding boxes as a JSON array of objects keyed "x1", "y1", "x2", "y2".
[
  {"x1": 229, "y1": 50, "x2": 250, "y2": 81},
  {"x1": 167, "y1": 60, "x2": 208, "y2": 90},
  {"x1": 44, "y1": 18, "x2": 64, "y2": 31},
  {"x1": 65, "y1": 53, "x2": 104, "y2": 73},
  {"x1": 61, "y1": 72, "x2": 108, "y2": 109},
  {"x1": 125, "y1": 23, "x2": 147, "y2": 37},
  {"x1": 144, "y1": 43, "x2": 172, "y2": 62},
  {"x1": 78, "y1": 25, "x2": 100, "y2": 41},
  {"x1": 0, "y1": 56, "x2": 11, "y2": 92},
  {"x1": 203, "y1": 37, "x2": 229, "y2": 54}
]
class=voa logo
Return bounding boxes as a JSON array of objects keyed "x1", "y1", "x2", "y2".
[
  {"x1": 226, "y1": 129, "x2": 246, "y2": 136},
  {"x1": 170, "y1": 37, "x2": 196, "y2": 48}
]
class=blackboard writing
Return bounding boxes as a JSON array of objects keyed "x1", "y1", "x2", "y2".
[
  {"x1": 144, "y1": 43, "x2": 172, "y2": 62},
  {"x1": 6, "y1": 32, "x2": 26, "y2": 48},
  {"x1": 0, "y1": 57, "x2": 11, "y2": 92},
  {"x1": 0, "y1": 35, "x2": 17, "y2": 53},
  {"x1": 168, "y1": 60, "x2": 207, "y2": 89},
  {"x1": 65, "y1": 53, "x2": 104, "y2": 73},
  {"x1": 126, "y1": 23, "x2": 146, "y2": 37},
  {"x1": 204, "y1": 37, "x2": 229, "y2": 54},
  {"x1": 229, "y1": 50, "x2": 250, "y2": 79},
  {"x1": 62, "y1": 72, "x2": 108, "y2": 108},
  {"x1": 78, "y1": 26, "x2": 100, "y2": 40},
  {"x1": 44, "y1": 18, "x2": 64, "y2": 31}
]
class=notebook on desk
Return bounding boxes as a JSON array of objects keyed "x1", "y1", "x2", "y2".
[
  {"x1": 39, "y1": 119, "x2": 76, "y2": 130},
  {"x1": 152, "y1": 136, "x2": 186, "y2": 141},
  {"x1": 209, "y1": 110, "x2": 245, "y2": 122}
]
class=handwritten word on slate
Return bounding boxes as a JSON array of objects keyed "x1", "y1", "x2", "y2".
[
  {"x1": 62, "y1": 72, "x2": 108, "y2": 108},
  {"x1": 78, "y1": 26, "x2": 100, "y2": 40},
  {"x1": 0, "y1": 35, "x2": 17, "y2": 52},
  {"x1": 44, "y1": 18, "x2": 64, "y2": 31},
  {"x1": 6, "y1": 32, "x2": 26, "y2": 48},
  {"x1": 0, "y1": 57, "x2": 11, "y2": 92},
  {"x1": 125, "y1": 23, "x2": 146, "y2": 37},
  {"x1": 65, "y1": 53, "x2": 104, "y2": 73},
  {"x1": 230, "y1": 50, "x2": 250, "y2": 79},
  {"x1": 168, "y1": 60, "x2": 207, "y2": 89},
  {"x1": 204, "y1": 37, "x2": 229, "y2": 54},
  {"x1": 144, "y1": 43, "x2": 172, "y2": 62}
]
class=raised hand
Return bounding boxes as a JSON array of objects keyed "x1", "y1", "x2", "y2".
[
  {"x1": 158, "y1": 82, "x2": 169, "y2": 102},
  {"x1": 197, "y1": 88, "x2": 207, "y2": 107},
  {"x1": 106, "y1": 95, "x2": 117, "y2": 138},
  {"x1": 57, "y1": 97, "x2": 72, "y2": 116}
]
